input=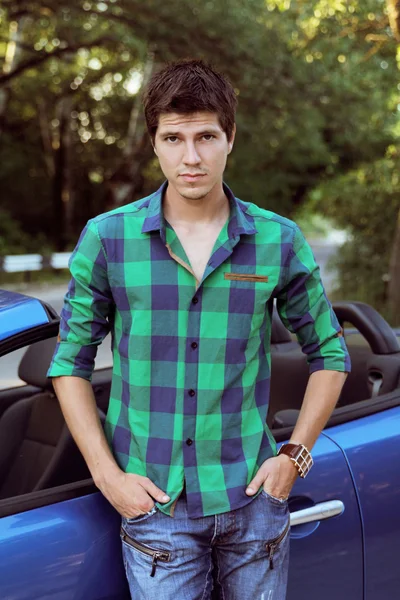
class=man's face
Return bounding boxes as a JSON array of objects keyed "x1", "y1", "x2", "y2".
[{"x1": 153, "y1": 111, "x2": 235, "y2": 201}]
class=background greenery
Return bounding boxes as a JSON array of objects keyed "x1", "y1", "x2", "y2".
[{"x1": 1, "y1": 0, "x2": 399, "y2": 324}]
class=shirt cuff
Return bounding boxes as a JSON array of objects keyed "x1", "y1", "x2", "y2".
[
  {"x1": 47, "y1": 341, "x2": 98, "y2": 381},
  {"x1": 306, "y1": 335, "x2": 351, "y2": 374}
]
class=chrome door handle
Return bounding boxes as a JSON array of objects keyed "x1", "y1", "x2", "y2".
[{"x1": 290, "y1": 500, "x2": 344, "y2": 527}]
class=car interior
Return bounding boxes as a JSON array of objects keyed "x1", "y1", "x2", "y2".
[{"x1": 0, "y1": 301, "x2": 399, "y2": 516}]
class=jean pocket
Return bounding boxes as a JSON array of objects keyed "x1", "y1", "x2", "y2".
[
  {"x1": 123, "y1": 505, "x2": 158, "y2": 525},
  {"x1": 265, "y1": 517, "x2": 291, "y2": 570},
  {"x1": 261, "y1": 489, "x2": 288, "y2": 507},
  {"x1": 120, "y1": 525, "x2": 171, "y2": 577}
]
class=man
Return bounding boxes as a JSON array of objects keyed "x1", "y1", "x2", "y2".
[{"x1": 47, "y1": 59, "x2": 350, "y2": 599}]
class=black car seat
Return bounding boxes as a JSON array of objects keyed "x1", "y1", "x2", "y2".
[
  {"x1": 0, "y1": 337, "x2": 105, "y2": 500},
  {"x1": 268, "y1": 303, "x2": 400, "y2": 429},
  {"x1": 268, "y1": 313, "x2": 310, "y2": 428},
  {"x1": 268, "y1": 310, "x2": 373, "y2": 428}
]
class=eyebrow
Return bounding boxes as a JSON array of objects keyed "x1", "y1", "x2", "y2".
[{"x1": 159, "y1": 128, "x2": 221, "y2": 137}]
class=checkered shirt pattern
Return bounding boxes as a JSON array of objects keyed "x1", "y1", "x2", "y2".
[{"x1": 47, "y1": 181, "x2": 351, "y2": 518}]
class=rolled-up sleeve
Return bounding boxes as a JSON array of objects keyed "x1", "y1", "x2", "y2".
[
  {"x1": 276, "y1": 226, "x2": 351, "y2": 374},
  {"x1": 47, "y1": 219, "x2": 113, "y2": 381}
]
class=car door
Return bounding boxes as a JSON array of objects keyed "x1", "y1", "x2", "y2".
[
  {"x1": 286, "y1": 432, "x2": 363, "y2": 600},
  {"x1": 0, "y1": 485, "x2": 130, "y2": 600},
  {"x1": 0, "y1": 291, "x2": 130, "y2": 599},
  {"x1": 325, "y1": 403, "x2": 400, "y2": 600},
  {"x1": 0, "y1": 433, "x2": 363, "y2": 600}
]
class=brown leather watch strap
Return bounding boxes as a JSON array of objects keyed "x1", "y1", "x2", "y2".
[
  {"x1": 277, "y1": 442, "x2": 313, "y2": 478},
  {"x1": 278, "y1": 443, "x2": 301, "y2": 460}
]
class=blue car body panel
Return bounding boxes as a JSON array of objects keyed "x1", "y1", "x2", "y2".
[
  {"x1": 0, "y1": 492, "x2": 130, "y2": 599},
  {"x1": 0, "y1": 434, "x2": 363, "y2": 600},
  {"x1": 287, "y1": 433, "x2": 363, "y2": 600},
  {"x1": 0, "y1": 290, "x2": 50, "y2": 341},
  {"x1": 326, "y1": 406, "x2": 400, "y2": 600},
  {"x1": 0, "y1": 290, "x2": 399, "y2": 599}
]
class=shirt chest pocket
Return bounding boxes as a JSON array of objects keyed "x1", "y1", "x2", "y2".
[{"x1": 222, "y1": 271, "x2": 276, "y2": 320}]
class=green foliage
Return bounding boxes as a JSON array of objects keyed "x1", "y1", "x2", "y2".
[
  {"x1": 293, "y1": 212, "x2": 333, "y2": 238},
  {"x1": 0, "y1": 0, "x2": 399, "y2": 320},
  {"x1": 227, "y1": 0, "x2": 398, "y2": 213},
  {"x1": 307, "y1": 147, "x2": 400, "y2": 321},
  {"x1": 0, "y1": 209, "x2": 51, "y2": 255},
  {"x1": 1, "y1": 0, "x2": 398, "y2": 233}
]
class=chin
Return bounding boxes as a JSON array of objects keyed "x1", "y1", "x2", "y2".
[{"x1": 178, "y1": 183, "x2": 213, "y2": 201}]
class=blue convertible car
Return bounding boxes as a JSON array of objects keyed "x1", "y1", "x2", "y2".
[{"x1": 0, "y1": 289, "x2": 399, "y2": 599}]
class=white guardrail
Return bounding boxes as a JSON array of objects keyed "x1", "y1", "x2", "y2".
[
  {"x1": 1, "y1": 240, "x2": 339, "y2": 274},
  {"x1": 0, "y1": 253, "x2": 72, "y2": 273}
]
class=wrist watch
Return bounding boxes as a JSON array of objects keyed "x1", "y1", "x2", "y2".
[{"x1": 277, "y1": 443, "x2": 314, "y2": 478}]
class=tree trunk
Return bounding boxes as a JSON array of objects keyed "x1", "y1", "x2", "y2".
[
  {"x1": 388, "y1": 209, "x2": 400, "y2": 324},
  {"x1": 0, "y1": 16, "x2": 29, "y2": 135},
  {"x1": 123, "y1": 52, "x2": 155, "y2": 158},
  {"x1": 386, "y1": 0, "x2": 400, "y2": 323},
  {"x1": 387, "y1": 0, "x2": 400, "y2": 41},
  {"x1": 37, "y1": 99, "x2": 55, "y2": 178},
  {"x1": 52, "y1": 96, "x2": 73, "y2": 250},
  {"x1": 105, "y1": 51, "x2": 156, "y2": 210}
]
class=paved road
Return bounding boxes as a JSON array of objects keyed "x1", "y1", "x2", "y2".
[{"x1": 0, "y1": 242, "x2": 339, "y2": 390}]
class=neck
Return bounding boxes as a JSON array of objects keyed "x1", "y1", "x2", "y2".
[{"x1": 163, "y1": 181, "x2": 230, "y2": 227}]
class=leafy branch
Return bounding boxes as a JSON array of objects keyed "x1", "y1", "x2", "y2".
[{"x1": 0, "y1": 37, "x2": 118, "y2": 86}]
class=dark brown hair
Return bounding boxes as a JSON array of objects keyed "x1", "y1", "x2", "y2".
[{"x1": 143, "y1": 59, "x2": 237, "y2": 143}]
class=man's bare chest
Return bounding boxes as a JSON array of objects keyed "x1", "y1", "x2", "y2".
[{"x1": 174, "y1": 225, "x2": 223, "y2": 283}]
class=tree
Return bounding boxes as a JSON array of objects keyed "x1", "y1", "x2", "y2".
[
  {"x1": 306, "y1": 148, "x2": 399, "y2": 322},
  {"x1": 0, "y1": 0, "x2": 398, "y2": 263},
  {"x1": 386, "y1": 0, "x2": 400, "y2": 322}
]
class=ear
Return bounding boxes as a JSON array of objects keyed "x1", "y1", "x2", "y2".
[{"x1": 228, "y1": 123, "x2": 236, "y2": 154}]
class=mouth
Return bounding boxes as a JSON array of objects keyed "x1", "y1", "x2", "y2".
[{"x1": 180, "y1": 174, "x2": 205, "y2": 183}]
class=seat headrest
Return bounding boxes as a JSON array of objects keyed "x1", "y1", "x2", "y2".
[{"x1": 18, "y1": 336, "x2": 58, "y2": 390}]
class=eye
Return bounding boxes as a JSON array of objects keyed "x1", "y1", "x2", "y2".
[
  {"x1": 166, "y1": 136, "x2": 179, "y2": 143},
  {"x1": 202, "y1": 134, "x2": 215, "y2": 141}
]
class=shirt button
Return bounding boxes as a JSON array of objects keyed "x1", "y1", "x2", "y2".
[
  {"x1": 186, "y1": 438, "x2": 193, "y2": 446},
  {"x1": 191, "y1": 342, "x2": 198, "y2": 349},
  {"x1": 192, "y1": 297, "x2": 198, "y2": 304},
  {"x1": 188, "y1": 389, "x2": 196, "y2": 397}
]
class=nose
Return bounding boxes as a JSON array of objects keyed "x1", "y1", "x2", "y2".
[{"x1": 183, "y1": 141, "x2": 201, "y2": 166}]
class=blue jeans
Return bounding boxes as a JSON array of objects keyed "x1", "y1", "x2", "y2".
[{"x1": 120, "y1": 488, "x2": 290, "y2": 600}]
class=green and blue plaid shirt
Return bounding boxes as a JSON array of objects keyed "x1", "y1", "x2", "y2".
[{"x1": 48, "y1": 181, "x2": 350, "y2": 518}]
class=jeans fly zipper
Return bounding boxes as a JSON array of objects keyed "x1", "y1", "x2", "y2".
[
  {"x1": 265, "y1": 518, "x2": 290, "y2": 570},
  {"x1": 120, "y1": 527, "x2": 171, "y2": 577}
]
